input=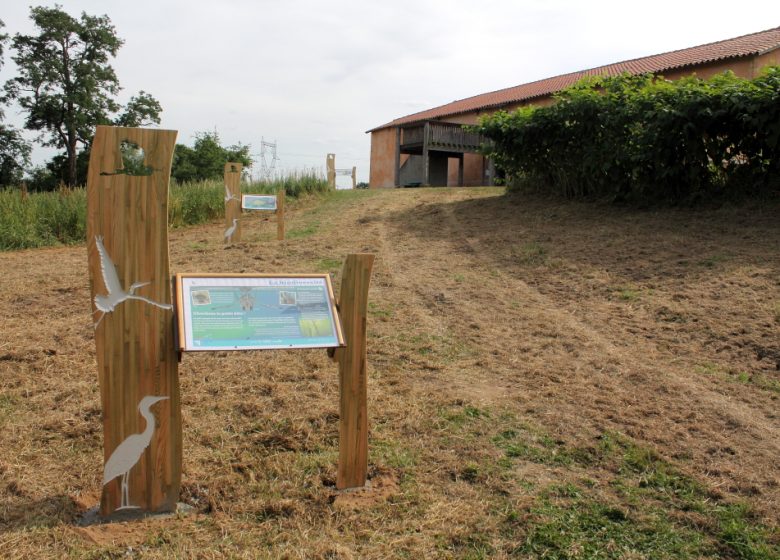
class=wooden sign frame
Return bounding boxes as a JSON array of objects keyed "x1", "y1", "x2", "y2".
[{"x1": 175, "y1": 273, "x2": 345, "y2": 352}]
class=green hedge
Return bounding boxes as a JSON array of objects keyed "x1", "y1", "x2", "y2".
[
  {"x1": 475, "y1": 67, "x2": 780, "y2": 203},
  {"x1": 0, "y1": 172, "x2": 330, "y2": 250}
]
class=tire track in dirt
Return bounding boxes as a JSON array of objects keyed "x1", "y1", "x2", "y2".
[{"x1": 370, "y1": 188, "x2": 779, "y2": 516}]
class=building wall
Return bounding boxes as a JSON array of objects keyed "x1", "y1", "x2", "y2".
[
  {"x1": 368, "y1": 52, "x2": 780, "y2": 188},
  {"x1": 369, "y1": 127, "x2": 397, "y2": 188}
]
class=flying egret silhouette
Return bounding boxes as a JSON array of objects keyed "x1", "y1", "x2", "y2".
[
  {"x1": 103, "y1": 395, "x2": 168, "y2": 510},
  {"x1": 224, "y1": 184, "x2": 240, "y2": 203},
  {"x1": 224, "y1": 218, "x2": 239, "y2": 243},
  {"x1": 93, "y1": 236, "x2": 173, "y2": 328}
]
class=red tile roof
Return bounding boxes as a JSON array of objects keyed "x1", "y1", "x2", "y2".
[{"x1": 369, "y1": 26, "x2": 780, "y2": 132}]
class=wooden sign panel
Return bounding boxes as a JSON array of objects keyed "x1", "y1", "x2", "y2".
[
  {"x1": 175, "y1": 274, "x2": 344, "y2": 351},
  {"x1": 86, "y1": 125, "x2": 181, "y2": 516},
  {"x1": 224, "y1": 162, "x2": 242, "y2": 243}
]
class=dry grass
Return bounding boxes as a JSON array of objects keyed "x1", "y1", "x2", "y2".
[{"x1": 1, "y1": 187, "x2": 779, "y2": 559}]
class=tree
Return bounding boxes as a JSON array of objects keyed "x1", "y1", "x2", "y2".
[
  {"x1": 4, "y1": 6, "x2": 161, "y2": 186},
  {"x1": 0, "y1": 19, "x2": 31, "y2": 186},
  {"x1": 171, "y1": 131, "x2": 252, "y2": 183},
  {"x1": 0, "y1": 125, "x2": 31, "y2": 186},
  {"x1": 115, "y1": 91, "x2": 163, "y2": 127}
]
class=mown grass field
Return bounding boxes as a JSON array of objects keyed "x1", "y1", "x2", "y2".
[{"x1": 1, "y1": 187, "x2": 778, "y2": 559}]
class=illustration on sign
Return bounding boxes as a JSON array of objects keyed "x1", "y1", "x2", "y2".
[
  {"x1": 224, "y1": 183, "x2": 240, "y2": 203},
  {"x1": 224, "y1": 218, "x2": 239, "y2": 243},
  {"x1": 242, "y1": 194, "x2": 277, "y2": 211},
  {"x1": 176, "y1": 274, "x2": 344, "y2": 351},
  {"x1": 93, "y1": 236, "x2": 173, "y2": 328},
  {"x1": 103, "y1": 395, "x2": 168, "y2": 510}
]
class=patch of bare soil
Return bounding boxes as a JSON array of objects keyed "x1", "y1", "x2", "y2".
[{"x1": 1, "y1": 188, "x2": 778, "y2": 558}]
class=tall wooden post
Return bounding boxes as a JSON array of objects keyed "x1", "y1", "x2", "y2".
[
  {"x1": 224, "y1": 162, "x2": 242, "y2": 244},
  {"x1": 394, "y1": 128, "x2": 401, "y2": 187},
  {"x1": 351, "y1": 166, "x2": 357, "y2": 189},
  {"x1": 276, "y1": 189, "x2": 285, "y2": 241},
  {"x1": 422, "y1": 123, "x2": 431, "y2": 186},
  {"x1": 86, "y1": 126, "x2": 181, "y2": 516},
  {"x1": 327, "y1": 153, "x2": 336, "y2": 188},
  {"x1": 335, "y1": 254, "x2": 375, "y2": 489}
]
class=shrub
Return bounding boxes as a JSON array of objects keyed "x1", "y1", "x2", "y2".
[{"x1": 475, "y1": 67, "x2": 780, "y2": 204}]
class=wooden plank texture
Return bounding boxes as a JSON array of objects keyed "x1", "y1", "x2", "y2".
[
  {"x1": 224, "y1": 162, "x2": 242, "y2": 243},
  {"x1": 336, "y1": 254, "x2": 375, "y2": 489},
  {"x1": 276, "y1": 189, "x2": 285, "y2": 241},
  {"x1": 327, "y1": 154, "x2": 336, "y2": 188},
  {"x1": 86, "y1": 125, "x2": 180, "y2": 516}
]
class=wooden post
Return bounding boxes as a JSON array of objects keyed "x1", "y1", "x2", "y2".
[
  {"x1": 422, "y1": 123, "x2": 430, "y2": 186},
  {"x1": 327, "y1": 153, "x2": 336, "y2": 188},
  {"x1": 335, "y1": 254, "x2": 375, "y2": 489},
  {"x1": 224, "y1": 162, "x2": 242, "y2": 244},
  {"x1": 351, "y1": 166, "x2": 357, "y2": 189},
  {"x1": 20, "y1": 182, "x2": 28, "y2": 200},
  {"x1": 86, "y1": 126, "x2": 180, "y2": 516},
  {"x1": 276, "y1": 189, "x2": 285, "y2": 241},
  {"x1": 394, "y1": 128, "x2": 401, "y2": 187}
]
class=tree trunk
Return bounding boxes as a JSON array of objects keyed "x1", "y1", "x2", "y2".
[{"x1": 67, "y1": 133, "x2": 77, "y2": 187}]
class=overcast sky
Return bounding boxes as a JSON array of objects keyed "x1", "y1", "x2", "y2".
[{"x1": 2, "y1": 1, "x2": 778, "y2": 184}]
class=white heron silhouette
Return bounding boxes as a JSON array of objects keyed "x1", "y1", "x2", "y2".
[
  {"x1": 103, "y1": 395, "x2": 168, "y2": 510},
  {"x1": 224, "y1": 218, "x2": 239, "y2": 243},
  {"x1": 224, "y1": 184, "x2": 240, "y2": 203},
  {"x1": 93, "y1": 236, "x2": 173, "y2": 328}
]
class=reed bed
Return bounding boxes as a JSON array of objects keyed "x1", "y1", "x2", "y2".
[{"x1": 0, "y1": 171, "x2": 330, "y2": 250}]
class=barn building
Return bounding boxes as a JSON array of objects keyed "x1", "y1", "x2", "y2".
[{"x1": 367, "y1": 26, "x2": 780, "y2": 188}]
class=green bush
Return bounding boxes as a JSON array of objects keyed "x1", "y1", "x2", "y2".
[{"x1": 475, "y1": 67, "x2": 780, "y2": 204}]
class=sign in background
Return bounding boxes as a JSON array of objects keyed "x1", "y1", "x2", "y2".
[
  {"x1": 176, "y1": 274, "x2": 344, "y2": 351},
  {"x1": 242, "y1": 194, "x2": 277, "y2": 211}
]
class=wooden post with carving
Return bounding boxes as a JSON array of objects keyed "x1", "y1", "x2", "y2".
[
  {"x1": 335, "y1": 254, "x2": 375, "y2": 489},
  {"x1": 224, "y1": 162, "x2": 242, "y2": 244},
  {"x1": 86, "y1": 125, "x2": 181, "y2": 516},
  {"x1": 327, "y1": 153, "x2": 336, "y2": 189},
  {"x1": 276, "y1": 189, "x2": 285, "y2": 241}
]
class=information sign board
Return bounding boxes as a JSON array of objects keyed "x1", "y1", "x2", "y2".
[
  {"x1": 242, "y1": 194, "x2": 277, "y2": 211},
  {"x1": 175, "y1": 274, "x2": 344, "y2": 351}
]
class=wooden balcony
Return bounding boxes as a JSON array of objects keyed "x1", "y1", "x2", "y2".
[
  {"x1": 400, "y1": 121, "x2": 485, "y2": 155},
  {"x1": 393, "y1": 120, "x2": 493, "y2": 187}
]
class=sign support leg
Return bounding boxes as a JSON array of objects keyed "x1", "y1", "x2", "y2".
[
  {"x1": 277, "y1": 189, "x2": 285, "y2": 241},
  {"x1": 336, "y1": 254, "x2": 374, "y2": 489}
]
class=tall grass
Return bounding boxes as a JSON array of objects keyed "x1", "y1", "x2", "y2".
[
  {"x1": 0, "y1": 170, "x2": 330, "y2": 250},
  {"x1": 0, "y1": 187, "x2": 87, "y2": 250}
]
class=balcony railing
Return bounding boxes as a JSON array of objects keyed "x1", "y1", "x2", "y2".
[{"x1": 401, "y1": 122, "x2": 485, "y2": 152}]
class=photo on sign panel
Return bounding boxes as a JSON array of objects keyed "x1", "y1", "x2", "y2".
[{"x1": 175, "y1": 274, "x2": 344, "y2": 351}]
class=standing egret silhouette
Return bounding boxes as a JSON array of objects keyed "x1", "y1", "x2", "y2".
[
  {"x1": 224, "y1": 218, "x2": 239, "y2": 243},
  {"x1": 103, "y1": 395, "x2": 168, "y2": 510},
  {"x1": 224, "y1": 184, "x2": 240, "y2": 203},
  {"x1": 93, "y1": 236, "x2": 173, "y2": 328}
]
